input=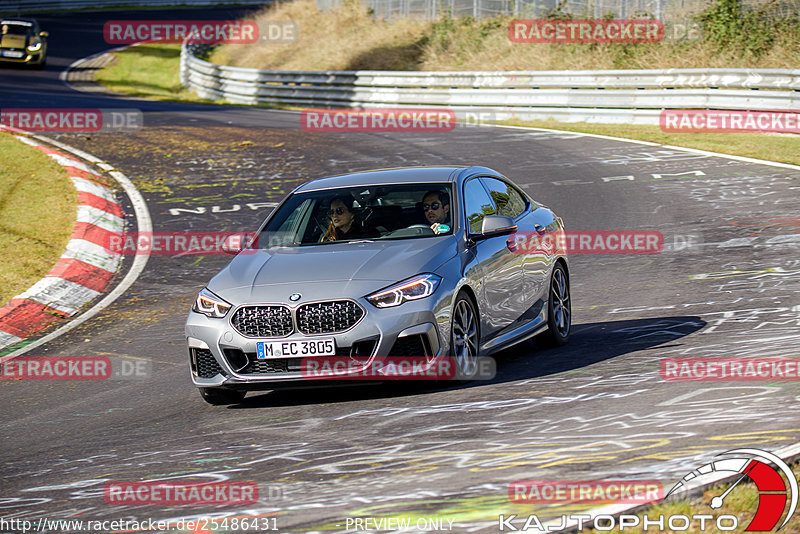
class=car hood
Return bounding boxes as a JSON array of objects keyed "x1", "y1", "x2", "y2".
[{"x1": 208, "y1": 238, "x2": 457, "y2": 302}]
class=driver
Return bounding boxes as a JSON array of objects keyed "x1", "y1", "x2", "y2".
[{"x1": 422, "y1": 190, "x2": 450, "y2": 235}]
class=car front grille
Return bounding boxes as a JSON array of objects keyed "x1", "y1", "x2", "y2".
[
  {"x1": 194, "y1": 348, "x2": 224, "y2": 378},
  {"x1": 296, "y1": 301, "x2": 364, "y2": 334},
  {"x1": 231, "y1": 306, "x2": 293, "y2": 337}
]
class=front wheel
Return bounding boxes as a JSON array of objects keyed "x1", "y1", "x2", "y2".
[
  {"x1": 199, "y1": 387, "x2": 246, "y2": 405},
  {"x1": 451, "y1": 292, "x2": 480, "y2": 380},
  {"x1": 539, "y1": 262, "x2": 571, "y2": 346}
]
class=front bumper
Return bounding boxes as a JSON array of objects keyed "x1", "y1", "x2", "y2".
[
  {"x1": 0, "y1": 48, "x2": 45, "y2": 65},
  {"x1": 186, "y1": 296, "x2": 449, "y2": 389}
]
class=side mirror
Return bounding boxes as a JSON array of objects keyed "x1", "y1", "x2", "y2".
[
  {"x1": 221, "y1": 233, "x2": 252, "y2": 254},
  {"x1": 475, "y1": 215, "x2": 517, "y2": 241},
  {"x1": 39, "y1": 31, "x2": 49, "y2": 38}
]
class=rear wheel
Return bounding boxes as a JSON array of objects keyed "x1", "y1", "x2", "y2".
[
  {"x1": 451, "y1": 292, "x2": 480, "y2": 379},
  {"x1": 539, "y1": 262, "x2": 571, "y2": 346},
  {"x1": 199, "y1": 387, "x2": 246, "y2": 405}
]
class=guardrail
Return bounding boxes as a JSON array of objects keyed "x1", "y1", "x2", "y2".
[
  {"x1": 180, "y1": 40, "x2": 800, "y2": 124},
  {"x1": 1, "y1": 0, "x2": 264, "y2": 13}
]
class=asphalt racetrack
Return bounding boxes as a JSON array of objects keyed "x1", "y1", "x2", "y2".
[{"x1": 2, "y1": 7, "x2": 800, "y2": 534}]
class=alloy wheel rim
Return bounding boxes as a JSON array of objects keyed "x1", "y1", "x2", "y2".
[
  {"x1": 452, "y1": 299, "x2": 478, "y2": 376},
  {"x1": 550, "y1": 267, "x2": 571, "y2": 336}
]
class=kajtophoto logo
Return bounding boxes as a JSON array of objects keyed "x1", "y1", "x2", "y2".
[
  {"x1": 666, "y1": 448, "x2": 798, "y2": 531},
  {"x1": 498, "y1": 448, "x2": 797, "y2": 532}
]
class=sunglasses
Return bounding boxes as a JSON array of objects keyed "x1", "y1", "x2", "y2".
[
  {"x1": 423, "y1": 202, "x2": 441, "y2": 211},
  {"x1": 328, "y1": 207, "x2": 347, "y2": 216}
]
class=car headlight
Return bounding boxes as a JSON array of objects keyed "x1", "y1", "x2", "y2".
[
  {"x1": 192, "y1": 288, "x2": 232, "y2": 318},
  {"x1": 27, "y1": 40, "x2": 42, "y2": 52},
  {"x1": 365, "y1": 274, "x2": 441, "y2": 308}
]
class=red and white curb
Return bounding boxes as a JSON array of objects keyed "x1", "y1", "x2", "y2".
[{"x1": 0, "y1": 128, "x2": 151, "y2": 354}]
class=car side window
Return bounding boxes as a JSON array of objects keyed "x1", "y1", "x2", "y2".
[
  {"x1": 463, "y1": 178, "x2": 496, "y2": 234},
  {"x1": 480, "y1": 177, "x2": 528, "y2": 219}
]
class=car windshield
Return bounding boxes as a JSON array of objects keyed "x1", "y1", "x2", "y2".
[
  {"x1": 256, "y1": 183, "x2": 455, "y2": 248},
  {"x1": 1, "y1": 24, "x2": 32, "y2": 36}
]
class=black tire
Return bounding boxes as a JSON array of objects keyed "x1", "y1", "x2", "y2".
[
  {"x1": 199, "y1": 387, "x2": 246, "y2": 405},
  {"x1": 450, "y1": 292, "x2": 480, "y2": 380},
  {"x1": 539, "y1": 262, "x2": 571, "y2": 346}
]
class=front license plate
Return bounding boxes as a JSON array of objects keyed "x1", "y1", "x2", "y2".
[
  {"x1": 2, "y1": 50, "x2": 24, "y2": 58},
  {"x1": 256, "y1": 338, "x2": 336, "y2": 359}
]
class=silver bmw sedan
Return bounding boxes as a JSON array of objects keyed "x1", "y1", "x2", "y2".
[{"x1": 186, "y1": 166, "x2": 570, "y2": 404}]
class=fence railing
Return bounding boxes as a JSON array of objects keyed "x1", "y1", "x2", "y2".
[
  {"x1": 180, "y1": 40, "x2": 800, "y2": 125},
  {"x1": 316, "y1": 0, "x2": 798, "y2": 21},
  {"x1": 1, "y1": 0, "x2": 265, "y2": 14},
  {"x1": 316, "y1": 0, "x2": 668, "y2": 20}
]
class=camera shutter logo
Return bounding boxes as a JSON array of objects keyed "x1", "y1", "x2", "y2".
[{"x1": 666, "y1": 448, "x2": 798, "y2": 531}]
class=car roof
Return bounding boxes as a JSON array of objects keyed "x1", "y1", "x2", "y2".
[{"x1": 294, "y1": 166, "x2": 499, "y2": 193}]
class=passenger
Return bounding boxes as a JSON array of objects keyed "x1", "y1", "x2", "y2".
[
  {"x1": 320, "y1": 196, "x2": 376, "y2": 242},
  {"x1": 422, "y1": 190, "x2": 451, "y2": 235}
]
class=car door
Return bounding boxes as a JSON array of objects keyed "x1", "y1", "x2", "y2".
[
  {"x1": 463, "y1": 177, "x2": 527, "y2": 337},
  {"x1": 480, "y1": 176, "x2": 550, "y2": 306},
  {"x1": 482, "y1": 178, "x2": 560, "y2": 308}
]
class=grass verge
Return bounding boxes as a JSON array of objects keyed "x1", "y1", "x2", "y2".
[
  {"x1": 93, "y1": 42, "x2": 210, "y2": 102},
  {"x1": 0, "y1": 133, "x2": 77, "y2": 307}
]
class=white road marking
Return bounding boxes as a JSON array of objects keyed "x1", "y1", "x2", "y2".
[
  {"x1": 69, "y1": 176, "x2": 115, "y2": 201},
  {"x1": 76, "y1": 205, "x2": 124, "y2": 233},
  {"x1": 62, "y1": 239, "x2": 121, "y2": 273},
  {"x1": 16, "y1": 278, "x2": 101, "y2": 316}
]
